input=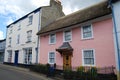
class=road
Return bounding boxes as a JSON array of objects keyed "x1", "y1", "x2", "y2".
[{"x1": 0, "y1": 64, "x2": 53, "y2": 80}]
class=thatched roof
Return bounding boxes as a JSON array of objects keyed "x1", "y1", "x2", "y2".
[{"x1": 37, "y1": 1, "x2": 111, "y2": 35}]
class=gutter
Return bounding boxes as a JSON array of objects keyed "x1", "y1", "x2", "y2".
[{"x1": 109, "y1": 0, "x2": 120, "y2": 71}]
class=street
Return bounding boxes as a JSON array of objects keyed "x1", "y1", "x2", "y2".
[{"x1": 0, "y1": 64, "x2": 53, "y2": 80}]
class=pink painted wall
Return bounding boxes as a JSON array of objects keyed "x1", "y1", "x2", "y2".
[{"x1": 39, "y1": 18, "x2": 116, "y2": 68}]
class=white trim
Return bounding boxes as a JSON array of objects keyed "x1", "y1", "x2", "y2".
[
  {"x1": 48, "y1": 51, "x2": 56, "y2": 64},
  {"x1": 82, "y1": 49, "x2": 96, "y2": 66},
  {"x1": 49, "y1": 33, "x2": 56, "y2": 44},
  {"x1": 81, "y1": 24, "x2": 94, "y2": 40},
  {"x1": 63, "y1": 30, "x2": 72, "y2": 42}
]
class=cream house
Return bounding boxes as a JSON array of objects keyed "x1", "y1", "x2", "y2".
[{"x1": 4, "y1": 0, "x2": 64, "y2": 65}]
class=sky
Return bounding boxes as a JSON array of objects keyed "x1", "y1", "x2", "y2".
[{"x1": 0, "y1": 0, "x2": 104, "y2": 40}]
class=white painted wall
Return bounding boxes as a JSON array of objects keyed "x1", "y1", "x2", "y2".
[{"x1": 4, "y1": 9, "x2": 41, "y2": 64}]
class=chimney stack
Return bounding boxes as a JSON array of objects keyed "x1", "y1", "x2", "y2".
[
  {"x1": 55, "y1": 0, "x2": 61, "y2": 5},
  {"x1": 50, "y1": 0, "x2": 61, "y2": 6}
]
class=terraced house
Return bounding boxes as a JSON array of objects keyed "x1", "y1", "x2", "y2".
[
  {"x1": 4, "y1": 0, "x2": 64, "y2": 65},
  {"x1": 37, "y1": 1, "x2": 116, "y2": 70}
]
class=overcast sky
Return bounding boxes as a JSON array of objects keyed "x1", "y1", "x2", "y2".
[{"x1": 0, "y1": 0, "x2": 104, "y2": 39}]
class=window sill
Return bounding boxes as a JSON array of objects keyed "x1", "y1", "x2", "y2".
[
  {"x1": 81, "y1": 37, "x2": 94, "y2": 41},
  {"x1": 27, "y1": 23, "x2": 32, "y2": 26},
  {"x1": 26, "y1": 41, "x2": 32, "y2": 43},
  {"x1": 8, "y1": 45, "x2": 11, "y2": 47},
  {"x1": 49, "y1": 43, "x2": 56, "y2": 45},
  {"x1": 83, "y1": 64, "x2": 95, "y2": 67},
  {"x1": 63, "y1": 40, "x2": 72, "y2": 43}
]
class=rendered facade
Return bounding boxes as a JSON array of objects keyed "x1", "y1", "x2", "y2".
[
  {"x1": 37, "y1": 1, "x2": 116, "y2": 70},
  {"x1": 4, "y1": 0, "x2": 64, "y2": 65}
]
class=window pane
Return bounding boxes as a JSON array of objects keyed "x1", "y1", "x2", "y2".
[
  {"x1": 29, "y1": 16, "x2": 33, "y2": 25},
  {"x1": 83, "y1": 25, "x2": 92, "y2": 38},
  {"x1": 24, "y1": 48, "x2": 32, "y2": 64},
  {"x1": 83, "y1": 50, "x2": 94, "y2": 65},
  {"x1": 49, "y1": 52, "x2": 55, "y2": 64},
  {"x1": 50, "y1": 34, "x2": 55, "y2": 43},
  {"x1": 27, "y1": 31, "x2": 32, "y2": 42},
  {"x1": 64, "y1": 31, "x2": 71, "y2": 41}
]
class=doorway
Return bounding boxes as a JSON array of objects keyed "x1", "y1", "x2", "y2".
[
  {"x1": 63, "y1": 54, "x2": 71, "y2": 70},
  {"x1": 14, "y1": 50, "x2": 19, "y2": 65}
]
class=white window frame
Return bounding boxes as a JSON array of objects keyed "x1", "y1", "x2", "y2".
[
  {"x1": 63, "y1": 30, "x2": 72, "y2": 42},
  {"x1": 49, "y1": 34, "x2": 56, "y2": 44},
  {"x1": 18, "y1": 22, "x2": 21, "y2": 30},
  {"x1": 7, "y1": 50, "x2": 12, "y2": 62},
  {"x1": 17, "y1": 34, "x2": 20, "y2": 44},
  {"x1": 8, "y1": 37, "x2": 12, "y2": 47},
  {"x1": 82, "y1": 49, "x2": 95, "y2": 66},
  {"x1": 81, "y1": 25, "x2": 93, "y2": 40},
  {"x1": 48, "y1": 51, "x2": 56, "y2": 64},
  {"x1": 24, "y1": 48, "x2": 32, "y2": 64},
  {"x1": 28, "y1": 15, "x2": 33, "y2": 25},
  {"x1": 27, "y1": 30, "x2": 32, "y2": 42}
]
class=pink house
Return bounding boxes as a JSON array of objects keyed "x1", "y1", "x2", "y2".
[{"x1": 37, "y1": 1, "x2": 116, "y2": 70}]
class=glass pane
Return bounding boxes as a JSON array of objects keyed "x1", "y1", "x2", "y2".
[
  {"x1": 84, "y1": 50, "x2": 94, "y2": 65},
  {"x1": 83, "y1": 25, "x2": 92, "y2": 38},
  {"x1": 65, "y1": 31, "x2": 71, "y2": 41},
  {"x1": 50, "y1": 34, "x2": 55, "y2": 43}
]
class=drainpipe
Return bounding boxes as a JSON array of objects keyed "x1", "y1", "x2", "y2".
[
  {"x1": 36, "y1": 8, "x2": 41, "y2": 64},
  {"x1": 109, "y1": 0, "x2": 120, "y2": 79}
]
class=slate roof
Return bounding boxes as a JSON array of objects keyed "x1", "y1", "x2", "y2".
[
  {"x1": 56, "y1": 42, "x2": 73, "y2": 52},
  {"x1": 110, "y1": 0, "x2": 120, "y2": 3},
  {"x1": 37, "y1": 1, "x2": 111, "y2": 35}
]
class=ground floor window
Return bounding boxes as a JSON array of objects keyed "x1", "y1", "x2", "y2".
[
  {"x1": 48, "y1": 52, "x2": 55, "y2": 64},
  {"x1": 24, "y1": 48, "x2": 32, "y2": 64},
  {"x1": 7, "y1": 50, "x2": 12, "y2": 62},
  {"x1": 82, "y1": 49, "x2": 95, "y2": 66}
]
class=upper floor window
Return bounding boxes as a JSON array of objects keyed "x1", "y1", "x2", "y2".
[
  {"x1": 82, "y1": 49, "x2": 95, "y2": 66},
  {"x1": 27, "y1": 30, "x2": 32, "y2": 42},
  {"x1": 17, "y1": 34, "x2": 20, "y2": 44},
  {"x1": 48, "y1": 52, "x2": 55, "y2": 64},
  {"x1": 18, "y1": 22, "x2": 21, "y2": 30},
  {"x1": 49, "y1": 34, "x2": 56, "y2": 44},
  {"x1": 8, "y1": 37, "x2": 12, "y2": 47},
  {"x1": 64, "y1": 30, "x2": 72, "y2": 42},
  {"x1": 82, "y1": 25, "x2": 93, "y2": 39},
  {"x1": 9, "y1": 26, "x2": 13, "y2": 34},
  {"x1": 28, "y1": 15, "x2": 33, "y2": 25}
]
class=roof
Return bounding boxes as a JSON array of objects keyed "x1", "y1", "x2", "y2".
[
  {"x1": 56, "y1": 42, "x2": 73, "y2": 52},
  {"x1": 7, "y1": 7, "x2": 41, "y2": 28},
  {"x1": 110, "y1": 0, "x2": 120, "y2": 3},
  {"x1": 37, "y1": 1, "x2": 111, "y2": 35},
  {"x1": 0, "y1": 39, "x2": 6, "y2": 42}
]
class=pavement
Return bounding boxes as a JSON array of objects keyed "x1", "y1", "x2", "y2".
[{"x1": 0, "y1": 63, "x2": 56, "y2": 80}]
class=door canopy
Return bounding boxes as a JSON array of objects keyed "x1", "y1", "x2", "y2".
[{"x1": 56, "y1": 42, "x2": 73, "y2": 55}]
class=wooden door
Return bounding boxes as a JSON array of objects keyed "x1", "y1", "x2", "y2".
[{"x1": 63, "y1": 55, "x2": 71, "y2": 70}]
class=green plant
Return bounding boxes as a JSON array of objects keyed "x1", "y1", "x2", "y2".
[
  {"x1": 87, "y1": 67, "x2": 97, "y2": 80},
  {"x1": 76, "y1": 66, "x2": 85, "y2": 79},
  {"x1": 30, "y1": 64, "x2": 48, "y2": 74},
  {"x1": 63, "y1": 69, "x2": 73, "y2": 79},
  {"x1": 77, "y1": 66, "x2": 85, "y2": 73}
]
